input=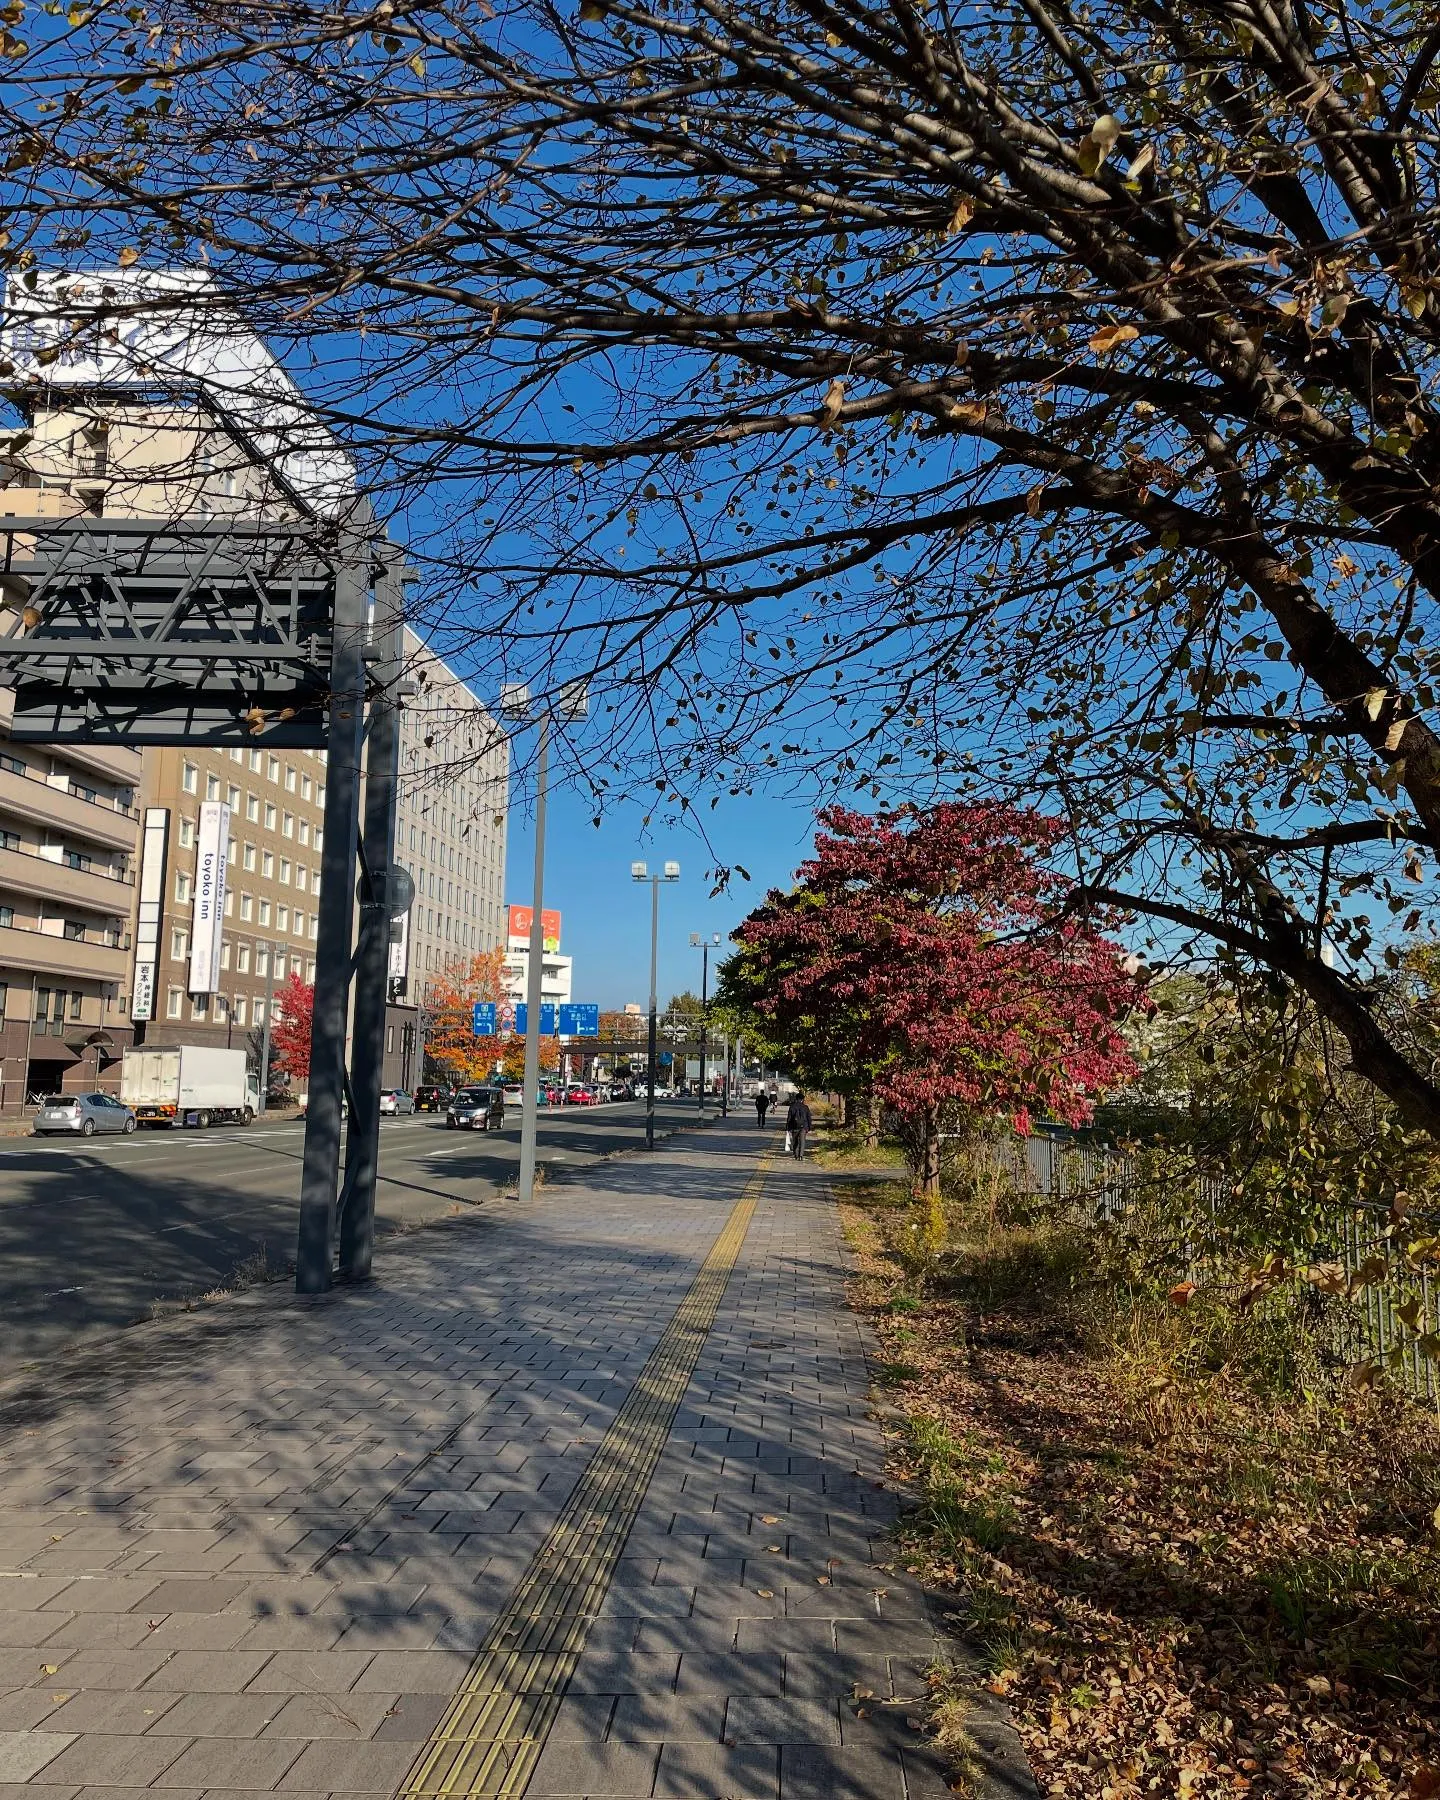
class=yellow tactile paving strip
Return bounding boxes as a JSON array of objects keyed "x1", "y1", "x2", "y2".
[{"x1": 397, "y1": 1151, "x2": 772, "y2": 1800}]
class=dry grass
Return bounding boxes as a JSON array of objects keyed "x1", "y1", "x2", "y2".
[{"x1": 839, "y1": 1184, "x2": 1440, "y2": 1800}]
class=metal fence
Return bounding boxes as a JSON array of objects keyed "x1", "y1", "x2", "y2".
[{"x1": 1002, "y1": 1133, "x2": 1440, "y2": 1411}]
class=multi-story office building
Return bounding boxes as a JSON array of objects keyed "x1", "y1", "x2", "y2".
[{"x1": 135, "y1": 744, "x2": 328, "y2": 1051}]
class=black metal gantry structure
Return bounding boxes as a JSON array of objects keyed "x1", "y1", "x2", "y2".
[{"x1": 0, "y1": 511, "x2": 404, "y2": 1292}]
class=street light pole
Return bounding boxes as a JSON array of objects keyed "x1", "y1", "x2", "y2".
[
  {"x1": 634, "y1": 859, "x2": 680, "y2": 1150},
  {"x1": 689, "y1": 930, "x2": 720, "y2": 1113},
  {"x1": 502, "y1": 681, "x2": 587, "y2": 1206},
  {"x1": 517, "y1": 711, "x2": 548, "y2": 1207}
]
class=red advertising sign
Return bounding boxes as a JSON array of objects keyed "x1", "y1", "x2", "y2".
[{"x1": 508, "y1": 905, "x2": 562, "y2": 951}]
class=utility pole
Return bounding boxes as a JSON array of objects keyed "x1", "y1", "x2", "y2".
[
  {"x1": 634, "y1": 859, "x2": 680, "y2": 1149},
  {"x1": 689, "y1": 931, "x2": 720, "y2": 1112}
]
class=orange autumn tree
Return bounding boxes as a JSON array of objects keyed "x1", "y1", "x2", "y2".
[
  {"x1": 425, "y1": 951, "x2": 509, "y2": 1086},
  {"x1": 498, "y1": 1034, "x2": 561, "y2": 1082}
]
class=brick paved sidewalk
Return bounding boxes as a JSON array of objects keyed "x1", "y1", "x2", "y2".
[{"x1": 0, "y1": 1121, "x2": 1034, "y2": 1800}]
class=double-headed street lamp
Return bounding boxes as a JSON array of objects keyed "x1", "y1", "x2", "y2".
[
  {"x1": 633, "y1": 858, "x2": 680, "y2": 1150},
  {"x1": 502, "y1": 679, "x2": 588, "y2": 1205},
  {"x1": 689, "y1": 931, "x2": 721, "y2": 1113}
]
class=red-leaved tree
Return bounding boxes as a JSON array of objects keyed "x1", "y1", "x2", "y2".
[
  {"x1": 269, "y1": 970, "x2": 314, "y2": 1084},
  {"x1": 734, "y1": 804, "x2": 1141, "y2": 1196}
]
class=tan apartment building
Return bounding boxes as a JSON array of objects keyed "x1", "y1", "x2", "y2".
[
  {"x1": 0, "y1": 722, "x2": 142, "y2": 1106},
  {"x1": 0, "y1": 277, "x2": 508, "y2": 1097}
]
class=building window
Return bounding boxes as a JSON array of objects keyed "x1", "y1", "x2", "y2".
[
  {"x1": 243, "y1": 844, "x2": 256, "y2": 871},
  {"x1": 224, "y1": 889, "x2": 234, "y2": 917},
  {"x1": 386, "y1": 1024, "x2": 394, "y2": 1053},
  {"x1": 259, "y1": 900, "x2": 271, "y2": 926},
  {"x1": 253, "y1": 999, "x2": 266, "y2": 1026},
  {"x1": 282, "y1": 813, "x2": 294, "y2": 839},
  {"x1": 317, "y1": 785, "x2": 326, "y2": 807},
  {"x1": 248, "y1": 749, "x2": 261, "y2": 772},
  {"x1": 182, "y1": 762, "x2": 198, "y2": 794},
  {"x1": 292, "y1": 910, "x2": 304, "y2": 937},
  {"x1": 221, "y1": 943, "x2": 231, "y2": 970},
  {"x1": 301, "y1": 775, "x2": 313, "y2": 801},
  {"x1": 294, "y1": 866, "x2": 306, "y2": 892},
  {"x1": 70, "y1": 991, "x2": 81, "y2": 1021},
  {"x1": 179, "y1": 816, "x2": 195, "y2": 848},
  {"x1": 309, "y1": 918, "x2": 317, "y2": 941},
  {"x1": 0, "y1": 906, "x2": 12, "y2": 928},
  {"x1": 0, "y1": 829, "x2": 19, "y2": 852},
  {"x1": 192, "y1": 995, "x2": 208, "y2": 1019},
  {"x1": 0, "y1": 753, "x2": 25, "y2": 776},
  {"x1": 227, "y1": 785, "x2": 240, "y2": 810},
  {"x1": 227, "y1": 838, "x2": 237, "y2": 864},
  {"x1": 306, "y1": 958, "x2": 316, "y2": 981},
  {"x1": 35, "y1": 987, "x2": 49, "y2": 1022},
  {"x1": 285, "y1": 766, "x2": 297, "y2": 793},
  {"x1": 240, "y1": 893, "x2": 253, "y2": 921},
  {"x1": 256, "y1": 947, "x2": 270, "y2": 977},
  {"x1": 315, "y1": 828, "x2": 324, "y2": 852},
  {"x1": 175, "y1": 871, "x2": 191, "y2": 903},
  {"x1": 233, "y1": 996, "x2": 247, "y2": 1025},
  {"x1": 171, "y1": 928, "x2": 188, "y2": 960},
  {"x1": 264, "y1": 803, "x2": 276, "y2": 831},
  {"x1": 298, "y1": 820, "x2": 310, "y2": 846},
  {"x1": 62, "y1": 920, "x2": 86, "y2": 942},
  {"x1": 167, "y1": 988, "x2": 182, "y2": 1018},
  {"x1": 246, "y1": 794, "x2": 259, "y2": 822},
  {"x1": 229, "y1": 747, "x2": 243, "y2": 765},
  {"x1": 262, "y1": 850, "x2": 274, "y2": 878},
  {"x1": 206, "y1": 773, "x2": 220, "y2": 801},
  {"x1": 267, "y1": 756, "x2": 280, "y2": 782},
  {"x1": 276, "y1": 905, "x2": 289, "y2": 932},
  {"x1": 279, "y1": 858, "x2": 291, "y2": 885}
]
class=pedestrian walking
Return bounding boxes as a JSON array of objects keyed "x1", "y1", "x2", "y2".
[
  {"x1": 755, "y1": 1090, "x2": 770, "y2": 1129},
  {"x1": 785, "y1": 1092, "x2": 813, "y2": 1161}
]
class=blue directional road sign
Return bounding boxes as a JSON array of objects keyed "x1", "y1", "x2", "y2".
[
  {"x1": 472, "y1": 1001, "x2": 497, "y2": 1037},
  {"x1": 514, "y1": 1003, "x2": 558, "y2": 1035},
  {"x1": 559, "y1": 1003, "x2": 599, "y2": 1037}
]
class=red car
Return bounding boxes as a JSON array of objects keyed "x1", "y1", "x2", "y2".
[{"x1": 564, "y1": 1084, "x2": 599, "y2": 1105}]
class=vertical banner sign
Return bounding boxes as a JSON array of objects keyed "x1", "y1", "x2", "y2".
[
  {"x1": 388, "y1": 907, "x2": 410, "y2": 988},
  {"x1": 188, "y1": 800, "x2": 230, "y2": 994},
  {"x1": 130, "y1": 807, "x2": 170, "y2": 1022}
]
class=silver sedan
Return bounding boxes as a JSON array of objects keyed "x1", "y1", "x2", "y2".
[{"x1": 33, "y1": 1093, "x2": 137, "y2": 1137}]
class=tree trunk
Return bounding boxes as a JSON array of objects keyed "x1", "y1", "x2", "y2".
[{"x1": 863, "y1": 1088, "x2": 882, "y2": 1149}]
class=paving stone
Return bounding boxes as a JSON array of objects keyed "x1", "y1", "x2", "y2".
[
  {"x1": 258, "y1": 1694, "x2": 396, "y2": 1739},
  {"x1": 726, "y1": 1696, "x2": 842, "y2": 1745},
  {"x1": 35, "y1": 1648, "x2": 175, "y2": 1692},
  {"x1": 653, "y1": 1742, "x2": 779, "y2": 1799},
  {"x1": 0, "y1": 1614, "x2": 68, "y2": 1648},
  {"x1": 778, "y1": 1742, "x2": 908, "y2": 1799},
  {"x1": 526, "y1": 1740, "x2": 660, "y2": 1797},
  {"x1": 609, "y1": 1693, "x2": 725, "y2": 1743},
  {"x1": 142, "y1": 1651, "x2": 273, "y2": 1693},
  {"x1": 153, "y1": 1737, "x2": 303, "y2": 1790},
  {"x1": 134, "y1": 1581, "x2": 251, "y2": 1615},
  {"x1": 275, "y1": 1739, "x2": 418, "y2": 1792},
  {"x1": 43, "y1": 1693, "x2": 181, "y2": 1735},
  {"x1": 368, "y1": 1693, "x2": 450, "y2": 1742},
  {"x1": 674, "y1": 1652, "x2": 785, "y2": 1696},
  {"x1": 0, "y1": 1734, "x2": 77, "y2": 1782},
  {"x1": 144, "y1": 1694, "x2": 284, "y2": 1738},
  {"x1": 36, "y1": 1733, "x2": 185, "y2": 1788},
  {"x1": 242, "y1": 1652, "x2": 375, "y2": 1695},
  {"x1": 0, "y1": 1692, "x2": 63, "y2": 1732}
]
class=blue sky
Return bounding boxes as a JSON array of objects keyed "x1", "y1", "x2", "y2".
[{"x1": 503, "y1": 773, "x2": 816, "y2": 1011}]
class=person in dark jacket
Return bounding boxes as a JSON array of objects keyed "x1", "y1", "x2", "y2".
[
  {"x1": 785, "y1": 1092, "x2": 813, "y2": 1160},
  {"x1": 755, "y1": 1090, "x2": 770, "y2": 1128}
]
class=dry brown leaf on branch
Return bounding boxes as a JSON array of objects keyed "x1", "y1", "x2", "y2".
[{"x1": 1088, "y1": 323, "x2": 1139, "y2": 354}]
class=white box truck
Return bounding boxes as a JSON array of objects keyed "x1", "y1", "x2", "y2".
[{"x1": 121, "y1": 1046, "x2": 260, "y2": 1128}]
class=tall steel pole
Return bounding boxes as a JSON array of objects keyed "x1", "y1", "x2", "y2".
[
  {"x1": 295, "y1": 547, "x2": 368, "y2": 1294},
  {"x1": 337, "y1": 570, "x2": 402, "y2": 1282},
  {"x1": 257, "y1": 940, "x2": 275, "y2": 1114},
  {"x1": 646, "y1": 875, "x2": 660, "y2": 1151},
  {"x1": 517, "y1": 714, "x2": 549, "y2": 1205},
  {"x1": 698, "y1": 939, "x2": 709, "y2": 1114}
]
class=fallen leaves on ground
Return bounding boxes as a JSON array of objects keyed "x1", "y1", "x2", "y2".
[{"x1": 839, "y1": 1200, "x2": 1440, "y2": 1799}]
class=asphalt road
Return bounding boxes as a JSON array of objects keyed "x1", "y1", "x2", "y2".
[{"x1": 0, "y1": 1098, "x2": 717, "y2": 1367}]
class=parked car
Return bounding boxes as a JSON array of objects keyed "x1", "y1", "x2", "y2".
[
  {"x1": 33, "y1": 1092, "x2": 137, "y2": 1137},
  {"x1": 501, "y1": 1082, "x2": 525, "y2": 1103},
  {"x1": 414, "y1": 1085, "x2": 451, "y2": 1112},
  {"x1": 379, "y1": 1089, "x2": 416, "y2": 1115},
  {"x1": 447, "y1": 1086, "x2": 505, "y2": 1130},
  {"x1": 608, "y1": 1082, "x2": 634, "y2": 1102},
  {"x1": 565, "y1": 1084, "x2": 600, "y2": 1106}
]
